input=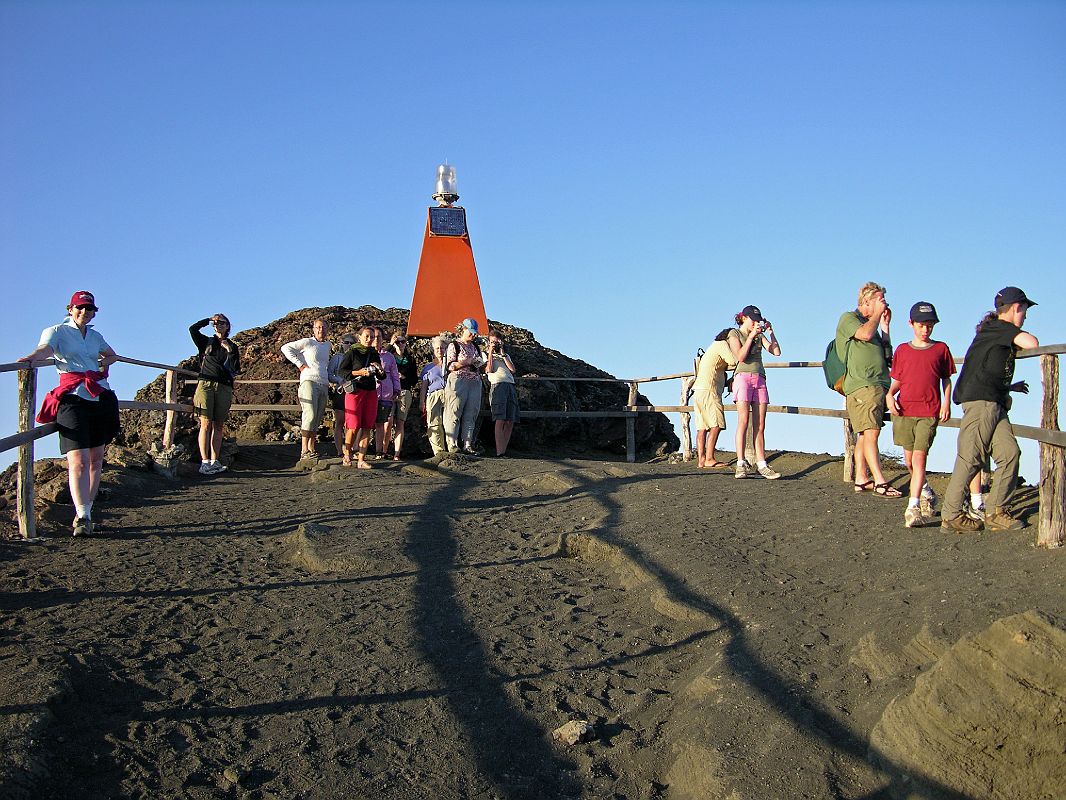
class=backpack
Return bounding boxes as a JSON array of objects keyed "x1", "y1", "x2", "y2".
[{"x1": 823, "y1": 337, "x2": 850, "y2": 395}]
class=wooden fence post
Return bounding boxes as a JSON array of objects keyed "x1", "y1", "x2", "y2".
[
  {"x1": 17, "y1": 367, "x2": 38, "y2": 541},
  {"x1": 627, "y1": 382, "x2": 638, "y2": 409},
  {"x1": 1038, "y1": 354, "x2": 1064, "y2": 548},
  {"x1": 162, "y1": 369, "x2": 176, "y2": 448},
  {"x1": 679, "y1": 377, "x2": 694, "y2": 461},
  {"x1": 842, "y1": 415, "x2": 856, "y2": 484},
  {"x1": 626, "y1": 416, "x2": 636, "y2": 464}
]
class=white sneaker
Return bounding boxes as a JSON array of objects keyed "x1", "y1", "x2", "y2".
[
  {"x1": 920, "y1": 489, "x2": 938, "y2": 517},
  {"x1": 735, "y1": 463, "x2": 749, "y2": 479},
  {"x1": 966, "y1": 503, "x2": 985, "y2": 522},
  {"x1": 904, "y1": 506, "x2": 927, "y2": 528},
  {"x1": 757, "y1": 464, "x2": 780, "y2": 480}
]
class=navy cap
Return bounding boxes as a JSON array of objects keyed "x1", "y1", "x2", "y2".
[
  {"x1": 995, "y1": 286, "x2": 1037, "y2": 308},
  {"x1": 909, "y1": 301, "x2": 939, "y2": 323},
  {"x1": 740, "y1": 305, "x2": 763, "y2": 322}
]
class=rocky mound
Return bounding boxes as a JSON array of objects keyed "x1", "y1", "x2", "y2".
[
  {"x1": 118, "y1": 306, "x2": 678, "y2": 458},
  {"x1": 870, "y1": 609, "x2": 1066, "y2": 800}
]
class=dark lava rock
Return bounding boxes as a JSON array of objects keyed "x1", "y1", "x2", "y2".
[{"x1": 118, "y1": 306, "x2": 678, "y2": 460}]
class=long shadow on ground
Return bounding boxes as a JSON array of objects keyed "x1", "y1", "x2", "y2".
[
  {"x1": 403, "y1": 469, "x2": 581, "y2": 799},
  {"x1": 552, "y1": 466, "x2": 974, "y2": 800}
]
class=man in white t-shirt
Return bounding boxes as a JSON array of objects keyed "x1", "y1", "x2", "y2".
[{"x1": 282, "y1": 318, "x2": 332, "y2": 461}]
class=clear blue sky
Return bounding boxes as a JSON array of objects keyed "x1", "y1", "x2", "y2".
[{"x1": 3, "y1": 0, "x2": 1064, "y2": 478}]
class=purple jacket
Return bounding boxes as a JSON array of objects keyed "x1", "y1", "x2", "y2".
[{"x1": 377, "y1": 350, "x2": 401, "y2": 403}]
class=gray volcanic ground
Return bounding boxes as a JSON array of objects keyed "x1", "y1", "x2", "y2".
[{"x1": 2, "y1": 444, "x2": 1064, "y2": 799}]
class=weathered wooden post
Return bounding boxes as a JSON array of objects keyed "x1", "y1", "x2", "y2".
[
  {"x1": 744, "y1": 411, "x2": 757, "y2": 466},
  {"x1": 17, "y1": 366, "x2": 38, "y2": 540},
  {"x1": 627, "y1": 382, "x2": 638, "y2": 409},
  {"x1": 625, "y1": 381, "x2": 638, "y2": 463},
  {"x1": 679, "y1": 376, "x2": 694, "y2": 461},
  {"x1": 1037, "y1": 354, "x2": 1064, "y2": 548},
  {"x1": 162, "y1": 369, "x2": 177, "y2": 448},
  {"x1": 842, "y1": 415, "x2": 856, "y2": 484}
]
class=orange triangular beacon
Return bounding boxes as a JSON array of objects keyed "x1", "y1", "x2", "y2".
[{"x1": 406, "y1": 165, "x2": 488, "y2": 337}]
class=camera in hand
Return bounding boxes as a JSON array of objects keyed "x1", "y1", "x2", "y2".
[{"x1": 369, "y1": 363, "x2": 385, "y2": 379}]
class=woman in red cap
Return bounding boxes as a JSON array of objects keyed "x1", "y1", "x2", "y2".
[{"x1": 20, "y1": 291, "x2": 120, "y2": 536}]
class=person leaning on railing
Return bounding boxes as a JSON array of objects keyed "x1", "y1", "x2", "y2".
[
  {"x1": 190, "y1": 314, "x2": 240, "y2": 475},
  {"x1": 19, "y1": 290, "x2": 120, "y2": 537}
]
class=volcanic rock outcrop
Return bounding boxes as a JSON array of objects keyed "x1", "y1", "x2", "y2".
[
  {"x1": 119, "y1": 306, "x2": 679, "y2": 459},
  {"x1": 870, "y1": 609, "x2": 1066, "y2": 800}
]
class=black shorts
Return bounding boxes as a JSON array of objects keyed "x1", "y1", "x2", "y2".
[{"x1": 56, "y1": 391, "x2": 120, "y2": 454}]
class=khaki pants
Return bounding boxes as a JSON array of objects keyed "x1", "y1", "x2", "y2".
[
  {"x1": 424, "y1": 389, "x2": 446, "y2": 455},
  {"x1": 943, "y1": 400, "x2": 1020, "y2": 517}
]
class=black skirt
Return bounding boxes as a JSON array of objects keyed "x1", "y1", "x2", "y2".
[{"x1": 56, "y1": 391, "x2": 120, "y2": 454}]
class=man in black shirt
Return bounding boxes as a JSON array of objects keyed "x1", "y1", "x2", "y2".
[{"x1": 941, "y1": 287, "x2": 1040, "y2": 532}]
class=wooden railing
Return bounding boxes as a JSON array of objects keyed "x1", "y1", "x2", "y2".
[{"x1": 4, "y1": 347, "x2": 1063, "y2": 548}]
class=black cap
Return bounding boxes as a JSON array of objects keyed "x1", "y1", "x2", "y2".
[
  {"x1": 995, "y1": 286, "x2": 1036, "y2": 308},
  {"x1": 740, "y1": 305, "x2": 763, "y2": 322},
  {"x1": 909, "y1": 301, "x2": 939, "y2": 323}
]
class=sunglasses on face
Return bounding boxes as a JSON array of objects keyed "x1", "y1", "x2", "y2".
[{"x1": 74, "y1": 304, "x2": 96, "y2": 311}]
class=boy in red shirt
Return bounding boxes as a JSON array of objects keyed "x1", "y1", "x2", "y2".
[{"x1": 888, "y1": 302, "x2": 955, "y2": 528}]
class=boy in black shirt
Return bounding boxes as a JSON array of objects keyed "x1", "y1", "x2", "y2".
[{"x1": 941, "y1": 287, "x2": 1040, "y2": 532}]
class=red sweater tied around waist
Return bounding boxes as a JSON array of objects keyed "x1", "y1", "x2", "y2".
[{"x1": 36, "y1": 369, "x2": 109, "y2": 424}]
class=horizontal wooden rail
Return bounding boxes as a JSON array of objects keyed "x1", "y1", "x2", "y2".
[
  {"x1": 114, "y1": 356, "x2": 199, "y2": 377},
  {"x1": 0, "y1": 359, "x2": 55, "y2": 374},
  {"x1": 0, "y1": 423, "x2": 58, "y2": 453},
  {"x1": 634, "y1": 402, "x2": 1066, "y2": 449}
]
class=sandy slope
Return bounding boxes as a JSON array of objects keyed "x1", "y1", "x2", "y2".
[{"x1": 2, "y1": 444, "x2": 1063, "y2": 799}]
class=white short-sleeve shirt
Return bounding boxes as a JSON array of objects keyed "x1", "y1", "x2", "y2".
[{"x1": 39, "y1": 318, "x2": 112, "y2": 400}]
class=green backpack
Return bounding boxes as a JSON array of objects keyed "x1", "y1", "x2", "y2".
[{"x1": 823, "y1": 337, "x2": 850, "y2": 395}]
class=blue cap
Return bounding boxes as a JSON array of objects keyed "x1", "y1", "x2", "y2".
[
  {"x1": 995, "y1": 286, "x2": 1036, "y2": 308},
  {"x1": 461, "y1": 317, "x2": 479, "y2": 333}
]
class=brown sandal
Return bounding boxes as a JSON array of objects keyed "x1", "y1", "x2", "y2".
[
  {"x1": 874, "y1": 483, "x2": 903, "y2": 498},
  {"x1": 854, "y1": 480, "x2": 874, "y2": 493}
]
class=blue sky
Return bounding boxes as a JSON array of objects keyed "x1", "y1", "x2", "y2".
[{"x1": 2, "y1": 0, "x2": 1063, "y2": 477}]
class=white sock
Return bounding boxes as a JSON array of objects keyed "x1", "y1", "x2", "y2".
[
  {"x1": 75, "y1": 503, "x2": 91, "y2": 519},
  {"x1": 757, "y1": 460, "x2": 768, "y2": 469},
  {"x1": 971, "y1": 492, "x2": 983, "y2": 509},
  {"x1": 921, "y1": 483, "x2": 934, "y2": 497},
  {"x1": 736, "y1": 459, "x2": 747, "y2": 467},
  {"x1": 908, "y1": 498, "x2": 920, "y2": 509},
  {"x1": 202, "y1": 459, "x2": 211, "y2": 465}
]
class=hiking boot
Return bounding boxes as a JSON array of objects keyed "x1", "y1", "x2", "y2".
[
  {"x1": 73, "y1": 517, "x2": 93, "y2": 537},
  {"x1": 941, "y1": 513, "x2": 984, "y2": 533},
  {"x1": 984, "y1": 507, "x2": 1025, "y2": 531},
  {"x1": 904, "y1": 506, "x2": 929, "y2": 528},
  {"x1": 756, "y1": 464, "x2": 780, "y2": 480}
]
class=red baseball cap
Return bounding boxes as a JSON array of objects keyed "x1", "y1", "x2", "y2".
[{"x1": 69, "y1": 291, "x2": 98, "y2": 310}]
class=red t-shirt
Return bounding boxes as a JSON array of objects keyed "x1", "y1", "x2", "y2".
[{"x1": 890, "y1": 341, "x2": 955, "y2": 417}]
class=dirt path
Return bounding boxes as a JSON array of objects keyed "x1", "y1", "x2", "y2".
[{"x1": 2, "y1": 444, "x2": 1063, "y2": 799}]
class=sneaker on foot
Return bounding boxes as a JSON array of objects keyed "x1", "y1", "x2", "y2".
[
  {"x1": 941, "y1": 513, "x2": 984, "y2": 533},
  {"x1": 735, "y1": 463, "x2": 753, "y2": 479},
  {"x1": 984, "y1": 507, "x2": 1024, "y2": 531},
  {"x1": 73, "y1": 517, "x2": 93, "y2": 537},
  {"x1": 964, "y1": 501, "x2": 986, "y2": 521},
  {"x1": 199, "y1": 462, "x2": 213, "y2": 475},
  {"x1": 904, "y1": 506, "x2": 928, "y2": 528},
  {"x1": 206, "y1": 461, "x2": 227, "y2": 474},
  {"x1": 757, "y1": 464, "x2": 780, "y2": 480}
]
